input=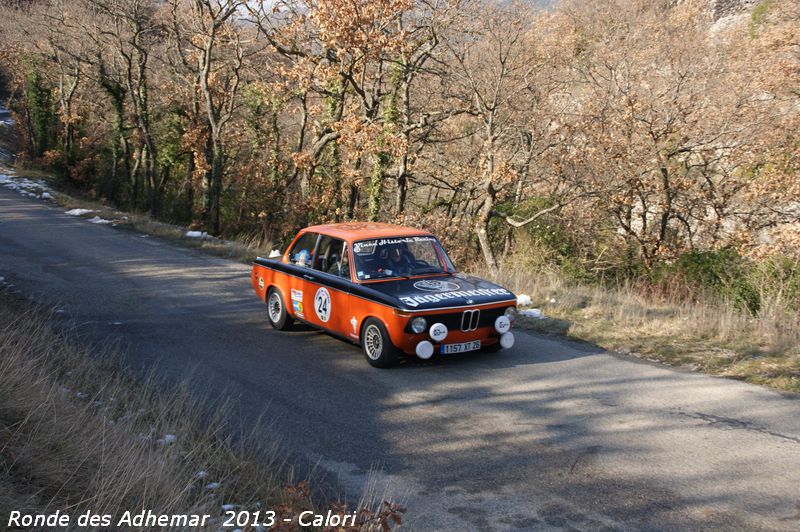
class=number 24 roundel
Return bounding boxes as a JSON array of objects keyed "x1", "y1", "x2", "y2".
[{"x1": 314, "y1": 287, "x2": 331, "y2": 323}]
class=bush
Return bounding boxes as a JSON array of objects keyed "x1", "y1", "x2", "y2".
[{"x1": 651, "y1": 249, "x2": 761, "y2": 314}]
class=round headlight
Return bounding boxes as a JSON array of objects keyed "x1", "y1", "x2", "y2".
[
  {"x1": 411, "y1": 316, "x2": 427, "y2": 334},
  {"x1": 504, "y1": 306, "x2": 517, "y2": 322}
]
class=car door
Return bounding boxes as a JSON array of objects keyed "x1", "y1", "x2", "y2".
[
  {"x1": 284, "y1": 231, "x2": 319, "y2": 322},
  {"x1": 301, "y1": 235, "x2": 353, "y2": 337}
]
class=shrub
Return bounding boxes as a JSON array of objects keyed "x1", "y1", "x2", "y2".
[{"x1": 651, "y1": 249, "x2": 760, "y2": 314}]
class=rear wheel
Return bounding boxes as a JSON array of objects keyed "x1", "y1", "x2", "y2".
[
  {"x1": 361, "y1": 318, "x2": 398, "y2": 368},
  {"x1": 266, "y1": 287, "x2": 294, "y2": 330}
]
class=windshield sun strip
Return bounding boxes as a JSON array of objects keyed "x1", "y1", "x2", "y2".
[{"x1": 351, "y1": 235, "x2": 454, "y2": 282}]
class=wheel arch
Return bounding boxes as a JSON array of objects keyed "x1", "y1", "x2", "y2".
[{"x1": 358, "y1": 314, "x2": 402, "y2": 350}]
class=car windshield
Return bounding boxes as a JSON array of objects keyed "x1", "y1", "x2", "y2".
[{"x1": 351, "y1": 236, "x2": 454, "y2": 281}]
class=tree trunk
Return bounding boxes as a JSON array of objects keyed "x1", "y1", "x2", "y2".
[
  {"x1": 210, "y1": 137, "x2": 224, "y2": 235},
  {"x1": 476, "y1": 181, "x2": 499, "y2": 273},
  {"x1": 395, "y1": 152, "x2": 408, "y2": 214},
  {"x1": 185, "y1": 152, "x2": 195, "y2": 223},
  {"x1": 347, "y1": 184, "x2": 359, "y2": 220}
]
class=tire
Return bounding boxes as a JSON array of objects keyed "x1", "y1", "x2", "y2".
[
  {"x1": 361, "y1": 318, "x2": 399, "y2": 368},
  {"x1": 266, "y1": 287, "x2": 294, "y2": 331}
]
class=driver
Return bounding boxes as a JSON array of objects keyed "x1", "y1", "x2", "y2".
[{"x1": 379, "y1": 243, "x2": 414, "y2": 276}]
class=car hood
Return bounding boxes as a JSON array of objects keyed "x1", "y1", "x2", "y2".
[{"x1": 362, "y1": 273, "x2": 516, "y2": 311}]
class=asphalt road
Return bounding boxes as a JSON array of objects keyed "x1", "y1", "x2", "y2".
[{"x1": 2, "y1": 188, "x2": 800, "y2": 531}]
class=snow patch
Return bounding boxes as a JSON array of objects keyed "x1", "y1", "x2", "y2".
[
  {"x1": 157, "y1": 434, "x2": 177, "y2": 445},
  {"x1": 88, "y1": 216, "x2": 112, "y2": 224},
  {"x1": 520, "y1": 308, "x2": 545, "y2": 319},
  {"x1": 516, "y1": 294, "x2": 532, "y2": 306},
  {"x1": 185, "y1": 230, "x2": 208, "y2": 238},
  {"x1": 41, "y1": 192, "x2": 52, "y2": 199},
  {"x1": 221, "y1": 504, "x2": 235, "y2": 511},
  {"x1": 1, "y1": 175, "x2": 51, "y2": 197},
  {"x1": 65, "y1": 208, "x2": 93, "y2": 216},
  {"x1": 195, "y1": 470, "x2": 208, "y2": 479},
  {"x1": 205, "y1": 482, "x2": 221, "y2": 490},
  {"x1": 268, "y1": 249, "x2": 282, "y2": 258}
]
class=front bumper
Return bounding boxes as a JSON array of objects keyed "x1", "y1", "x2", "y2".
[{"x1": 397, "y1": 325, "x2": 514, "y2": 357}]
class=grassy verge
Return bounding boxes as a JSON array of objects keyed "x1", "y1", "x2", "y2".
[
  {"x1": 496, "y1": 268, "x2": 800, "y2": 394},
  {"x1": 0, "y1": 292, "x2": 404, "y2": 530}
]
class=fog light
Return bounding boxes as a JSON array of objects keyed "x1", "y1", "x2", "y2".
[
  {"x1": 499, "y1": 332, "x2": 515, "y2": 349},
  {"x1": 504, "y1": 306, "x2": 517, "y2": 322},
  {"x1": 494, "y1": 315, "x2": 511, "y2": 334},
  {"x1": 411, "y1": 316, "x2": 427, "y2": 334},
  {"x1": 416, "y1": 340, "x2": 434, "y2": 359},
  {"x1": 429, "y1": 323, "x2": 448, "y2": 342}
]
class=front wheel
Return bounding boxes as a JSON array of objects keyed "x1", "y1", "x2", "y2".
[
  {"x1": 361, "y1": 318, "x2": 398, "y2": 368},
  {"x1": 266, "y1": 287, "x2": 294, "y2": 330}
]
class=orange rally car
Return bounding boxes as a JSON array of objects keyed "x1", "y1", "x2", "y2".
[{"x1": 250, "y1": 222, "x2": 518, "y2": 367}]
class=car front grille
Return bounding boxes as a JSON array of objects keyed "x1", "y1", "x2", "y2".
[
  {"x1": 460, "y1": 309, "x2": 480, "y2": 331},
  {"x1": 405, "y1": 306, "x2": 506, "y2": 333}
]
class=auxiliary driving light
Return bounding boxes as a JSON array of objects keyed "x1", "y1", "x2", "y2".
[
  {"x1": 429, "y1": 323, "x2": 448, "y2": 342},
  {"x1": 504, "y1": 306, "x2": 517, "y2": 322},
  {"x1": 416, "y1": 340, "x2": 434, "y2": 359},
  {"x1": 499, "y1": 332, "x2": 515, "y2": 349},
  {"x1": 411, "y1": 316, "x2": 427, "y2": 334},
  {"x1": 494, "y1": 315, "x2": 511, "y2": 334}
]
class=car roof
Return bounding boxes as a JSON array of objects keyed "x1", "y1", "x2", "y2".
[{"x1": 302, "y1": 222, "x2": 434, "y2": 242}]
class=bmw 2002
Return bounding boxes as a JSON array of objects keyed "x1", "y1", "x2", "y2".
[{"x1": 251, "y1": 222, "x2": 517, "y2": 367}]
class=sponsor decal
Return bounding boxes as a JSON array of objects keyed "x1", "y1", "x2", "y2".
[
  {"x1": 399, "y1": 287, "x2": 512, "y2": 308},
  {"x1": 353, "y1": 236, "x2": 435, "y2": 254},
  {"x1": 314, "y1": 287, "x2": 331, "y2": 322},
  {"x1": 292, "y1": 300, "x2": 305, "y2": 318},
  {"x1": 258, "y1": 277, "x2": 264, "y2": 290},
  {"x1": 352, "y1": 242, "x2": 376, "y2": 254},
  {"x1": 413, "y1": 279, "x2": 460, "y2": 292},
  {"x1": 350, "y1": 316, "x2": 358, "y2": 335},
  {"x1": 291, "y1": 289, "x2": 303, "y2": 302}
]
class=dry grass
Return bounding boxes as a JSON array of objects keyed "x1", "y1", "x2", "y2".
[
  {"x1": 0, "y1": 292, "x2": 293, "y2": 529},
  {"x1": 494, "y1": 267, "x2": 800, "y2": 393},
  {"x1": 0, "y1": 293, "x2": 405, "y2": 530}
]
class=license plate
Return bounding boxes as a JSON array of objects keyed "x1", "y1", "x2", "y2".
[{"x1": 440, "y1": 340, "x2": 481, "y2": 354}]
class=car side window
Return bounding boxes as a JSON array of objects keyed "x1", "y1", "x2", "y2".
[
  {"x1": 288, "y1": 232, "x2": 318, "y2": 267},
  {"x1": 327, "y1": 243, "x2": 351, "y2": 279},
  {"x1": 314, "y1": 235, "x2": 347, "y2": 276},
  {"x1": 338, "y1": 246, "x2": 351, "y2": 279}
]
